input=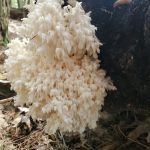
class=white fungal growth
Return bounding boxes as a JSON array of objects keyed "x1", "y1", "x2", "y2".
[{"x1": 5, "y1": 0, "x2": 116, "y2": 134}]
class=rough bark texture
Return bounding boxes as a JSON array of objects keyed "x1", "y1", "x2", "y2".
[
  {"x1": 0, "y1": 0, "x2": 10, "y2": 46},
  {"x1": 82, "y1": 0, "x2": 150, "y2": 109}
]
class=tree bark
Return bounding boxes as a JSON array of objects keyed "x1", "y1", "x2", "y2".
[
  {"x1": 0, "y1": 0, "x2": 10, "y2": 46},
  {"x1": 82, "y1": 0, "x2": 150, "y2": 109}
]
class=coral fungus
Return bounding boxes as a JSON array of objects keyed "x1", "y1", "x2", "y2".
[{"x1": 5, "y1": 0, "x2": 115, "y2": 134}]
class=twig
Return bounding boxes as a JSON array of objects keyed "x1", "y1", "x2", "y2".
[
  {"x1": 0, "y1": 80, "x2": 10, "y2": 84},
  {"x1": 0, "y1": 97, "x2": 14, "y2": 104},
  {"x1": 117, "y1": 126, "x2": 149, "y2": 149},
  {"x1": 57, "y1": 129, "x2": 68, "y2": 150}
]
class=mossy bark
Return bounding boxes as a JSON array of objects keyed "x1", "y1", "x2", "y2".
[{"x1": 0, "y1": 0, "x2": 10, "y2": 46}]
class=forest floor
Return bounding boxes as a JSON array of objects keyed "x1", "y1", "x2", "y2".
[{"x1": 0, "y1": 20, "x2": 150, "y2": 150}]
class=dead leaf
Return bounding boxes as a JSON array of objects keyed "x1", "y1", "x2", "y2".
[{"x1": 0, "y1": 111, "x2": 8, "y2": 129}]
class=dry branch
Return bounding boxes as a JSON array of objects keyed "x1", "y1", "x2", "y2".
[{"x1": 0, "y1": 97, "x2": 14, "y2": 104}]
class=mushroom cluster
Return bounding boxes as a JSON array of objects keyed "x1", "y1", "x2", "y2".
[{"x1": 5, "y1": 0, "x2": 116, "y2": 134}]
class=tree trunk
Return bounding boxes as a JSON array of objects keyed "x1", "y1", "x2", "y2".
[
  {"x1": 82, "y1": 0, "x2": 150, "y2": 110},
  {"x1": 0, "y1": 0, "x2": 10, "y2": 46}
]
